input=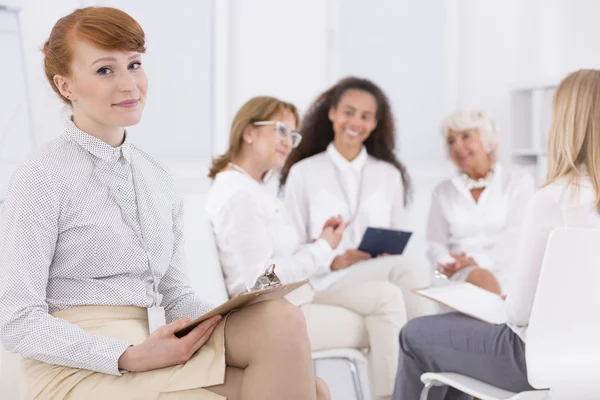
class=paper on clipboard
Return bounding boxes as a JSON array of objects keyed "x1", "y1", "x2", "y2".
[
  {"x1": 414, "y1": 282, "x2": 507, "y2": 325},
  {"x1": 175, "y1": 279, "x2": 309, "y2": 338}
]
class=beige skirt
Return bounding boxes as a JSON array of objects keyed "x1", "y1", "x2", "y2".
[{"x1": 20, "y1": 305, "x2": 227, "y2": 400}]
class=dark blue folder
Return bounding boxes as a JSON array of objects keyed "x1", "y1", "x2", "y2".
[{"x1": 357, "y1": 227, "x2": 412, "y2": 258}]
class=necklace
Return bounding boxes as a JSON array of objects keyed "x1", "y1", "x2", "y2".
[
  {"x1": 228, "y1": 162, "x2": 251, "y2": 177},
  {"x1": 460, "y1": 169, "x2": 494, "y2": 190},
  {"x1": 227, "y1": 162, "x2": 265, "y2": 183}
]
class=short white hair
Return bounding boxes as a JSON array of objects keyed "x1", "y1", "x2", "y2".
[{"x1": 441, "y1": 109, "x2": 499, "y2": 159}]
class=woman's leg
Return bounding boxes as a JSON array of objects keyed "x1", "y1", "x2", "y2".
[
  {"x1": 332, "y1": 255, "x2": 435, "y2": 318},
  {"x1": 207, "y1": 367, "x2": 330, "y2": 400},
  {"x1": 205, "y1": 299, "x2": 330, "y2": 400},
  {"x1": 466, "y1": 268, "x2": 502, "y2": 294},
  {"x1": 313, "y1": 281, "x2": 407, "y2": 399},
  {"x1": 392, "y1": 313, "x2": 532, "y2": 400}
]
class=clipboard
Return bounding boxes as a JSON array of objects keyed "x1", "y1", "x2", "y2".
[
  {"x1": 413, "y1": 282, "x2": 507, "y2": 325},
  {"x1": 175, "y1": 279, "x2": 309, "y2": 338}
]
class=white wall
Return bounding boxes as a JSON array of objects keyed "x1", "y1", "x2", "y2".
[
  {"x1": 217, "y1": 0, "x2": 329, "y2": 157},
  {"x1": 4, "y1": 0, "x2": 79, "y2": 146},
  {"x1": 6, "y1": 0, "x2": 600, "y2": 207},
  {"x1": 557, "y1": 0, "x2": 600, "y2": 75},
  {"x1": 5, "y1": 0, "x2": 215, "y2": 192},
  {"x1": 337, "y1": 0, "x2": 454, "y2": 171},
  {"x1": 454, "y1": 0, "x2": 519, "y2": 166},
  {"x1": 81, "y1": 0, "x2": 214, "y2": 162}
]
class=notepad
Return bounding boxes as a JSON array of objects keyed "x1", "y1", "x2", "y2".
[
  {"x1": 357, "y1": 227, "x2": 412, "y2": 258},
  {"x1": 414, "y1": 282, "x2": 507, "y2": 324}
]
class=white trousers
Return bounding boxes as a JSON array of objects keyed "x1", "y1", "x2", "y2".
[{"x1": 301, "y1": 255, "x2": 435, "y2": 397}]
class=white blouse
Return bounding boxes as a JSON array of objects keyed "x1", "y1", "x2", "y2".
[
  {"x1": 0, "y1": 120, "x2": 212, "y2": 375},
  {"x1": 507, "y1": 174, "x2": 600, "y2": 341},
  {"x1": 205, "y1": 171, "x2": 335, "y2": 296},
  {"x1": 284, "y1": 143, "x2": 407, "y2": 289},
  {"x1": 426, "y1": 165, "x2": 534, "y2": 293}
]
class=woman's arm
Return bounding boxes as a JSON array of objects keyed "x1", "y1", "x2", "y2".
[
  {"x1": 0, "y1": 161, "x2": 130, "y2": 375},
  {"x1": 390, "y1": 170, "x2": 407, "y2": 230},
  {"x1": 482, "y1": 174, "x2": 535, "y2": 272},
  {"x1": 426, "y1": 191, "x2": 455, "y2": 268},
  {"x1": 158, "y1": 195, "x2": 215, "y2": 323},
  {"x1": 506, "y1": 190, "x2": 565, "y2": 326},
  {"x1": 216, "y1": 189, "x2": 333, "y2": 295},
  {"x1": 283, "y1": 166, "x2": 311, "y2": 243}
]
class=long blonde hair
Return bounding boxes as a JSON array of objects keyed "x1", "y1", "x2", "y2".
[
  {"x1": 546, "y1": 69, "x2": 600, "y2": 212},
  {"x1": 208, "y1": 96, "x2": 300, "y2": 179}
]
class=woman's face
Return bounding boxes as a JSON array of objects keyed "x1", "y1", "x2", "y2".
[
  {"x1": 447, "y1": 128, "x2": 490, "y2": 173},
  {"x1": 328, "y1": 89, "x2": 378, "y2": 148},
  {"x1": 54, "y1": 40, "x2": 148, "y2": 132},
  {"x1": 245, "y1": 109, "x2": 297, "y2": 170}
]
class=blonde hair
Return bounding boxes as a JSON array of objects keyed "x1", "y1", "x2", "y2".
[
  {"x1": 546, "y1": 69, "x2": 600, "y2": 212},
  {"x1": 441, "y1": 109, "x2": 499, "y2": 162},
  {"x1": 208, "y1": 96, "x2": 300, "y2": 179}
]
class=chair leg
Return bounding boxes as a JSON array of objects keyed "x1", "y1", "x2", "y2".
[
  {"x1": 313, "y1": 356, "x2": 366, "y2": 400},
  {"x1": 343, "y1": 357, "x2": 364, "y2": 400},
  {"x1": 420, "y1": 380, "x2": 445, "y2": 400}
]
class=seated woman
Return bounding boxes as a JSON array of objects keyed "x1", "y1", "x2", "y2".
[
  {"x1": 206, "y1": 95, "x2": 406, "y2": 400},
  {"x1": 280, "y1": 77, "x2": 432, "y2": 321},
  {"x1": 392, "y1": 69, "x2": 600, "y2": 399},
  {"x1": 0, "y1": 7, "x2": 328, "y2": 400},
  {"x1": 428, "y1": 110, "x2": 534, "y2": 295}
]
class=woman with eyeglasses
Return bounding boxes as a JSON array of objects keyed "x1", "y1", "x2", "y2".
[
  {"x1": 206, "y1": 96, "x2": 345, "y2": 296},
  {"x1": 206, "y1": 96, "x2": 407, "y2": 400}
]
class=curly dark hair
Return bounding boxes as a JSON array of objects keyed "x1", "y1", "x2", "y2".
[{"x1": 280, "y1": 76, "x2": 412, "y2": 205}]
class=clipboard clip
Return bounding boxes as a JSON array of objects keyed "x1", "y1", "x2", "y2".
[{"x1": 248, "y1": 264, "x2": 281, "y2": 292}]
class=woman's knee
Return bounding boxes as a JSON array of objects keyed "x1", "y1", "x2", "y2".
[
  {"x1": 367, "y1": 281, "x2": 406, "y2": 313},
  {"x1": 250, "y1": 299, "x2": 309, "y2": 339},
  {"x1": 466, "y1": 268, "x2": 501, "y2": 294},
  {"x1": 315, "y1": 377, "x2": 331, "y2": 400},
  {"x1": 467, "y1": 268, "x2": 494, "y2": 281},
  {"x1": 399, "y1": 316, "x2": 432, "y2": 354}
]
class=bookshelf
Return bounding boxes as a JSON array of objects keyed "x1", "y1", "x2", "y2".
[{"x1": 510, "y1": 82, "x2": 557, "y2": 185}]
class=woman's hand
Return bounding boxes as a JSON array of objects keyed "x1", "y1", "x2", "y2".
[
  {"x1": 437, "y1": 252, "x2": 478, "y2": 277},
  {"x1": 118, "y1": 315, "x2": 222, "y2": 372},
  {"x1": 330, "y1": 249, "x2": 371, "y2": 271},
  {"x1": 322, "y1": 215, "x2": 344, "y2": 230},
  {"x1": 319, "y1": 216, "x2": 348, "y2": 249}
]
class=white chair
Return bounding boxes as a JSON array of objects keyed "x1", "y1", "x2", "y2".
[
  {"x1": 183, "y1": 193, "x2": 372, "y2": 400},
  {"x1": 420, "y1": 227, "x2": 600, "y2": 399}
]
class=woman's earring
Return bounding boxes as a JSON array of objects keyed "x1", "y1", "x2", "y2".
[{"x1": 246, "y1": 138, "x2": 253, "y2": 144}]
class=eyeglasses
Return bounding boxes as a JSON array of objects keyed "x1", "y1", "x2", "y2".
[{"x1": 253, "y1": 120, "x2": 302, "y2": 148}]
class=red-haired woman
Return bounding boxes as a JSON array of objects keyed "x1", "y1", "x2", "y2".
[{"x1": 0, "y1": 7, "x2": 328, "y2": 400}]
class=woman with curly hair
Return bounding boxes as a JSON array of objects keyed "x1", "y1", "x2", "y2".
[{"x1": 281, "y1": 77, "x2": 431, "y2": 399}]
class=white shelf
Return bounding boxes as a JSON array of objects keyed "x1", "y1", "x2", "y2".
[
  {"x1": 511, "y1": 79, "x2": 561, "y2": 92},
  {"x1": 509, "y1": 83, "x2": 557, "y2": 185},
  {"x1": 512, "y1": 149, "x2": 547, "y2": 157}
]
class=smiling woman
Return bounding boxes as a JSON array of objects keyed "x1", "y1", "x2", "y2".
[
  {"x1": 43, "y1": 7, "x2": 147, "y2": 146},
  {"x1": 426, "y1": 109, "x2": 534, "y2": 296},
  {"x1": 278, "y1": 77, "x2": 433, "y2": 399},
  {"x1": 0, "y1": 7, "x2": 329, "y2": 400}
]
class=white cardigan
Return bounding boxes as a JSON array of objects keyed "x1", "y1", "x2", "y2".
[
  {"x1": 205, "y1": 171, "x2": 335, "y2": 296},
  {"x1": 426, "y1": 165, "x2": 534, "y2": 293}
]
